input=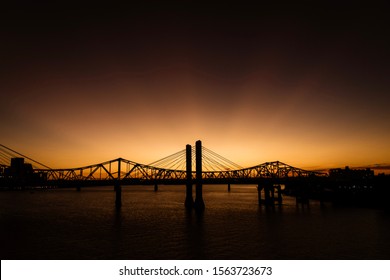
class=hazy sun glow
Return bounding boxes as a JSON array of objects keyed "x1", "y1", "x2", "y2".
[{"x1": 1, "y1": 3, "x2": 389, "y2": 173}]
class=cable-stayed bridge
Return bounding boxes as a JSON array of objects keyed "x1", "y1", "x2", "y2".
[
  {"x1": 0, "y1": 141, "x2": 326, "y2": 209},
  {"x1": 36, "y1": 159, "x2": 322, "y2": 184},
  {"x1": 0, "y1": 142, "x2": 324, "y2": 184}
]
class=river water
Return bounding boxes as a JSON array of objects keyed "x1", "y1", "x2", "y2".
[{"x1": 1, "y1": 185, "x2": 389, "y2": 259}]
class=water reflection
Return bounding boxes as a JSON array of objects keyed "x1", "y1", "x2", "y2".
[
  {"x1": 184, "y1": 208, "x2": 205, "y2": 259},
  {"x1": 0, "y1": 185, "x2": 389, "y2": 259}
]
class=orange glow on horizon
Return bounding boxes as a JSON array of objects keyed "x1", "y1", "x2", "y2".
[{"x1": 2, "y1": 4, "x2": 389, "y2": 174}]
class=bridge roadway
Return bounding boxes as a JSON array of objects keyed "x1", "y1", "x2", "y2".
[
  {"x1": 3, "y1": 142, "x2": 327, "y2": 209},
  {"x1": 34, "y1": 158, "x2": 326, "y2": 187},
  {"x1": 2, "y1": 142, "x2": 383, "y2": 209},
  {"x1": 37, "y1": 177, "x2": 324, "y2": 188},
  {"x1": 32, "y1": 158, "x2": 325, "y2": 209}
]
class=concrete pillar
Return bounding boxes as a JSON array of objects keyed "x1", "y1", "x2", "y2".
[
  {"x1": 115, "y1": 184, "x2": 122, "y2": 208},
  {"x1": 276, "y1": 185, "x2": 283, "y2": 205},
  {"x1": 115, "y1": 158, "x2": 122, "y2": 208},
  {"x1": 194, "y1": 140, "x2": 205, "y2": 211},
  {"x1": 257, "y1": 184, "x2": 262, "y2": 205},
  {"x1": 264, "y1": 185, "x2": 270, "y2": 205},
  {"x1": 185, "y1": 144, "x2": 194, "y2": 208}
]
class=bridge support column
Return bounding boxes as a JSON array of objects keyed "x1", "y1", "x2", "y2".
[
  {"x1": 154, "y1": 184, "x2": 158, "y2": 192},
  {"x1": 257, "y1": 184, "x2": 263, "y2": 205},
  {"x1": 115, "y1": 158, "x2": 122, "y2": 208},
  {"x1": 264, "y1": 185, "x2": 271, "y2": 205},
  {"x1": 194, "y1": 140, "x2": 205, "y2": 211},
  {"x1": 115, "y1": 183, "x2": 122, "y2": 208},
  {"x1": 228, "y1": 183, "x2": 231, "y2": 192},
  {"x1": 185, "y1": 144, "x2": 194, "y2": 209},
  {"x1": 257, "y1": 183, "x2": 275, "y2": 206},
  {"x1": 276, "y1": 184, "x2": 283, "y2": 205},
  {"x1": 258, "y1": 184, "x2": 282, "y2": 206},
  {"x1": 296, "y1": 183, "x2": 310, "y2": 207}
]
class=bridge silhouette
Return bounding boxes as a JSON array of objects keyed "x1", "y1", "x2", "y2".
[{"x1": 1, "y1": 141, "x2": 326, "y2": 210}]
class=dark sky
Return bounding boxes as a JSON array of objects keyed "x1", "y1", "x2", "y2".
[{"x1": 1, "y1": 1, "x2": 389, "y2": 169}]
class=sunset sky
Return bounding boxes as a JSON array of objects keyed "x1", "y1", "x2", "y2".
[{"x1": 1, "y1": 2, "x2": 389, "y2": 172}]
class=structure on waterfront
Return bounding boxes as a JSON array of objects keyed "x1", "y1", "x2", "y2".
[
  {"x1": 0, "y1": 157, "x2": 45, "y2": 188},
  {"x1": 0, "y1": 141, "x2": 329, "y2": 209},
  {"x1": 329, "y1": 166, "x2": 374, "y2": 180}
]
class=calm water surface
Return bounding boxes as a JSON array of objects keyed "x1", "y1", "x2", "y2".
[{"x1": 1, "y1": 185, "x2": 389, "y2": 259}]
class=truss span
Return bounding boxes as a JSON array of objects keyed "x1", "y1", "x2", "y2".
[
  {"x1": 1, "y1": 143, "x2": 325, "y2": 185},
  {"x1": 34, "y1": 158, "x2": 325, "y2": 184},
  {"x1": 35, "y1": 158, "x2": 188, "y2": 182}
]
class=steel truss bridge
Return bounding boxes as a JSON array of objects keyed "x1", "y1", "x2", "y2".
[
  {"x1": 1, "y1": 141, "x2": 328, "y2": 209},
  {"x1": 1, "y1": 142, "x2": 326, "y2": 187},
  {"x1": 34, "y1": 158, "x2": 324, "y2": 186}
]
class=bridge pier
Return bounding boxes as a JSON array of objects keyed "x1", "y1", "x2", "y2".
[
  {"x1": 257, "y1": 184, "x2": 263, "y2": 205},
  {"x1": 194, "y1": 140, "x2": 205, "y2": 211},
  {"x1": 264, "y1": 185, "x2": 272, "y2": 206},
  {"x1": 228, "y1": 183, "x2": 231, "y2": 192},
  {"x1": 295, "y1": 183, "x2": 310, "y2": 207},
  {"x1": 154, "y1": 184, "x2": 158, "y2": 192},
  {"x1": 115, "y1": 183, "x2": 122, "y2": 208},
  {"x1": 276, "y1": 184, "x2": 283, "y2": 205},
  {"x1": 258, "y1": 184, "x2": 283, "y2": 206},
  {"x1": 185, "y1": 144, "x2": 194, "y2": 209},
  {"x1": 115, "y1": 158, "x2": 122, "y2": 208}
]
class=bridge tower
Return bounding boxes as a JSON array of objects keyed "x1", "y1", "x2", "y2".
[
  {"x1": 115, "y1": 158, "x2": 122, "y2": 208},
  {"x1": 185, "y1": 144, "x2": 194, "y2": 208},
  {"x1": 194, "y1": 140, "x2": 205, "y2": 211}
]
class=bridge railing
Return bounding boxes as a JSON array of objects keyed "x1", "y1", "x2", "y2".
[
  {"x1": 34, "y1": 158, "x2": 326, "y2": 183},
  {"x1": 35, "y1": 158, "x2": 190, "y2": 182}
]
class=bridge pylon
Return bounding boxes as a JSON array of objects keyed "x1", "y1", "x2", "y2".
[
  {"x1": 185, "y1": 144, "x2": 194, "y2": 208},
  {"x1": 115, "y1": 158, "x2": 122, "y2": 208},
  {"x1": 194, "y1": 140, "x2": 205, "y2": 211}
]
